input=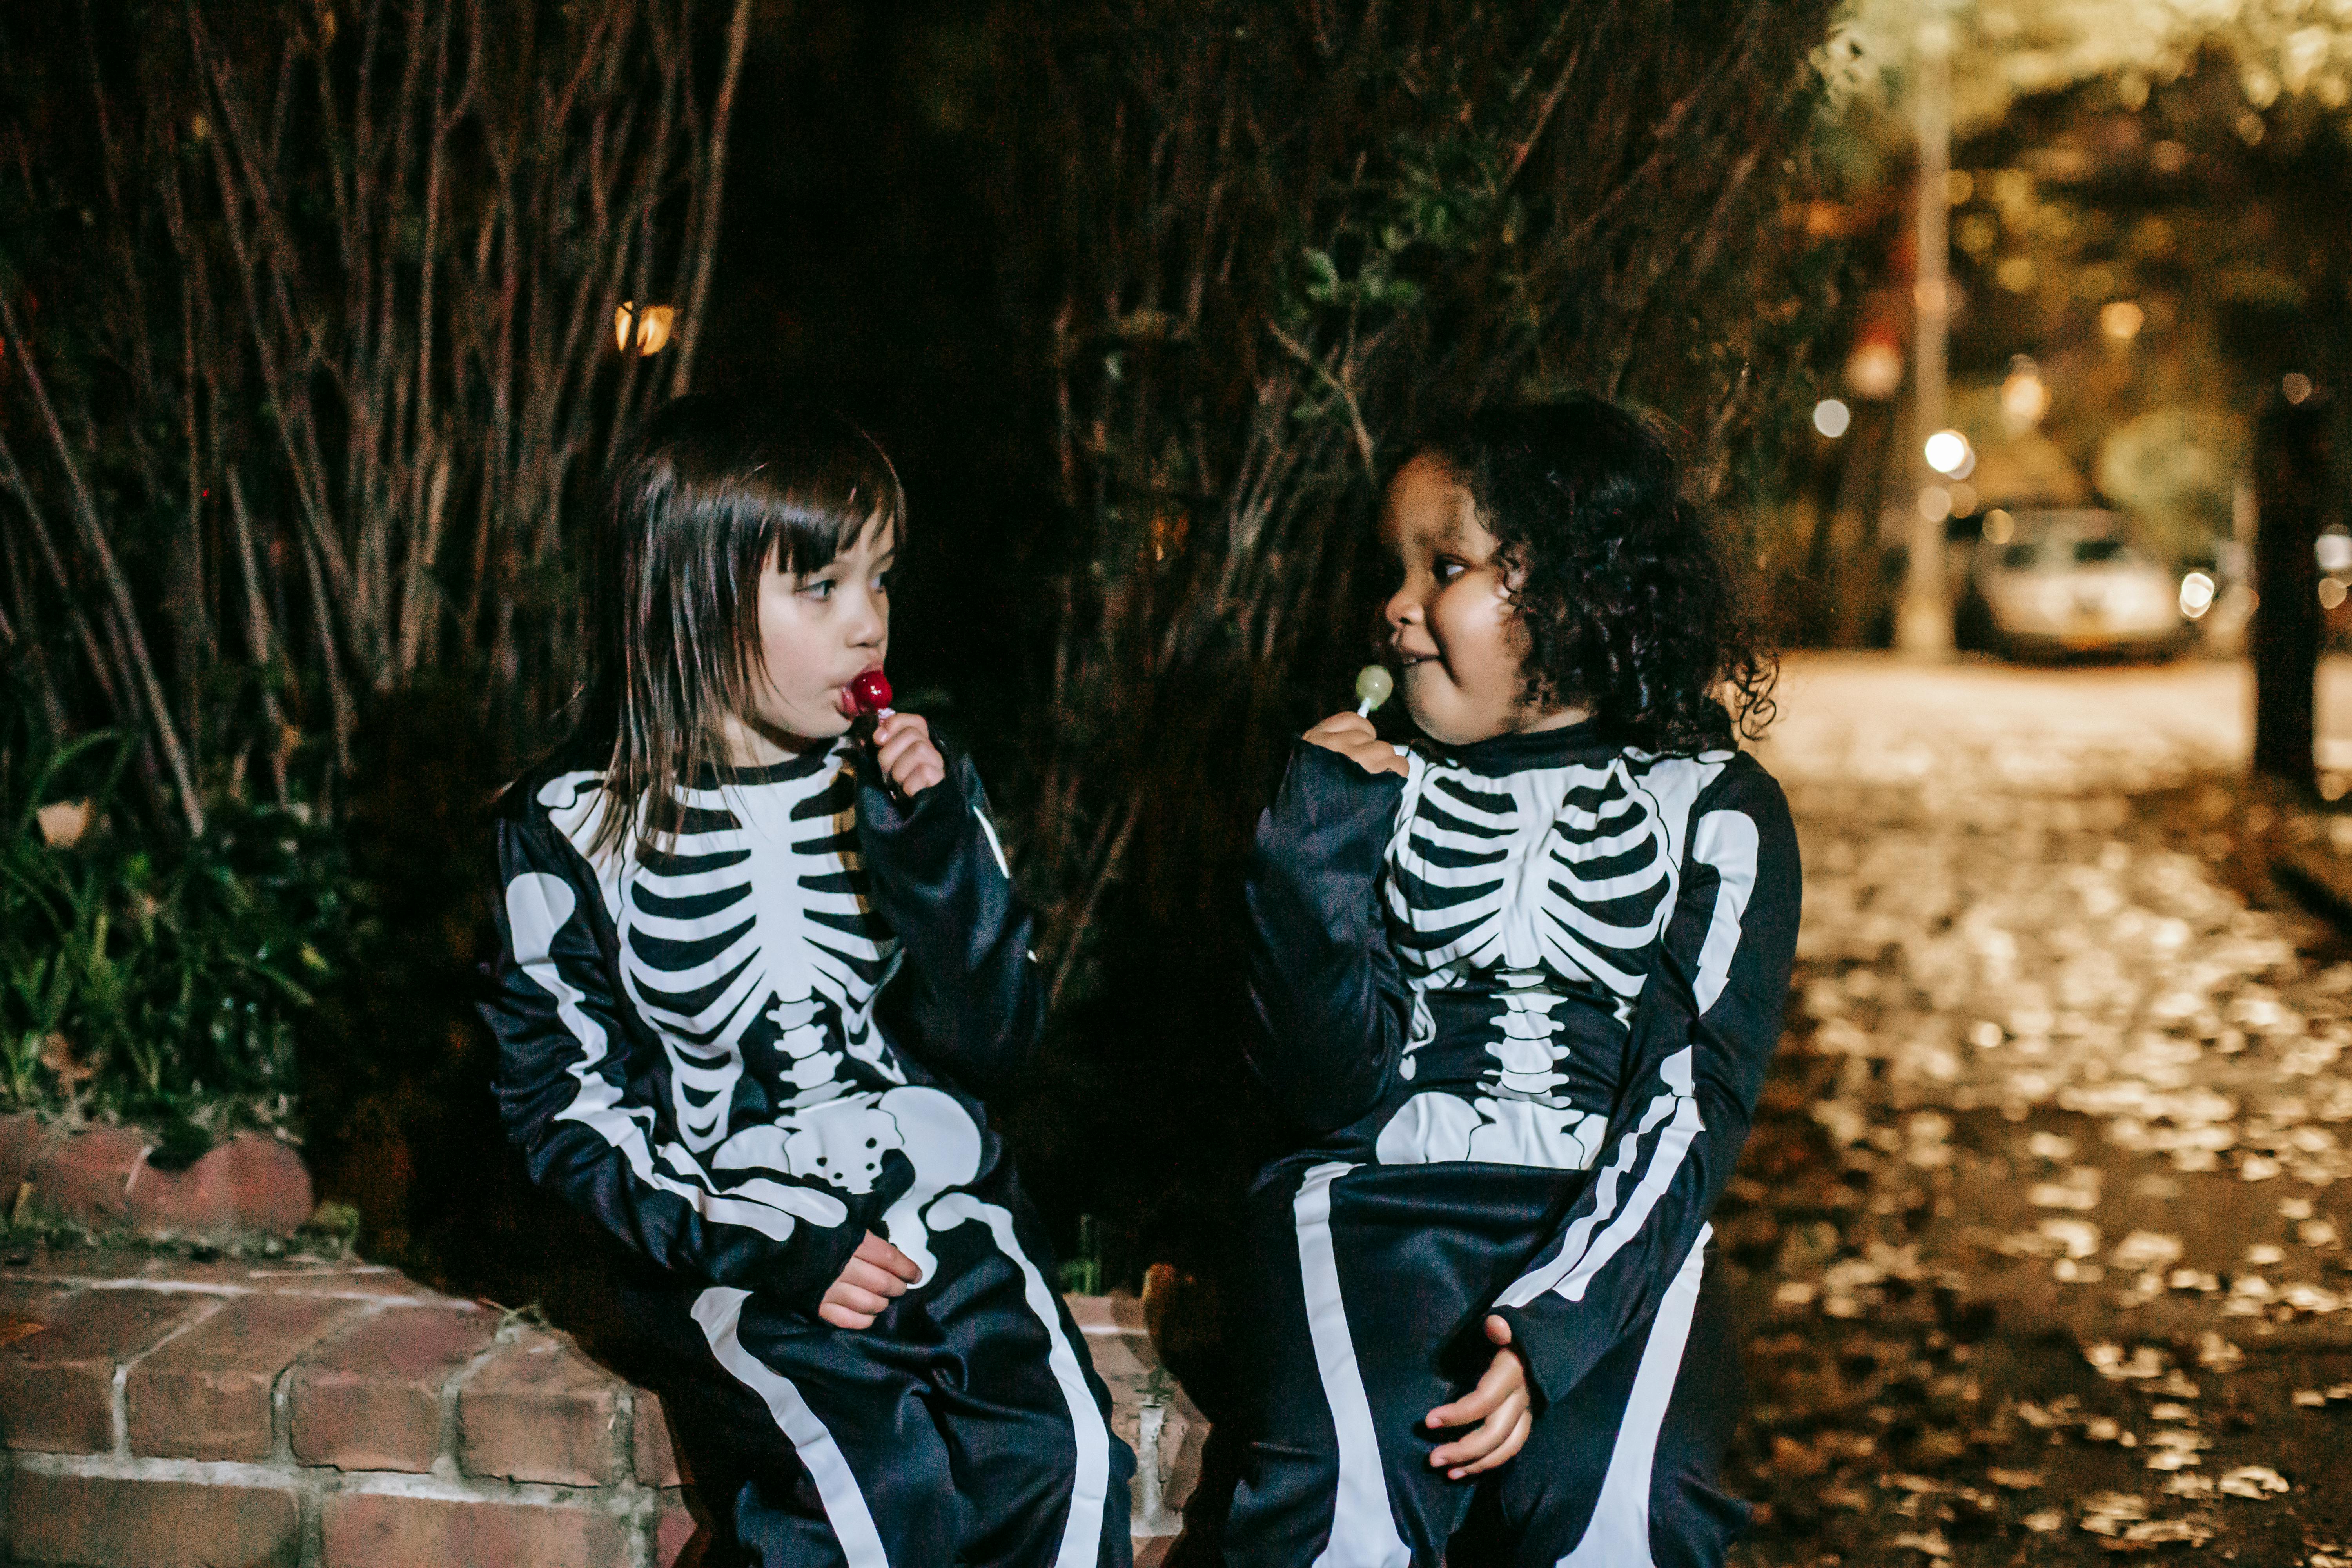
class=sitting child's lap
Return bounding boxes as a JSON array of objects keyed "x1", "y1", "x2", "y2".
[
  {"x1": 1229, "y1": 1156, "x2": 1746, "y2": 1566},
  {"x1": 617, "y1": 1200, "x2": 1132, "y2": 1562}
]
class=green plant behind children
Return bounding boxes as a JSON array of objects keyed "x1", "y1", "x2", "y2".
[{"x1": 0, "y1": 691, "x2": 368, "y2": 1157}]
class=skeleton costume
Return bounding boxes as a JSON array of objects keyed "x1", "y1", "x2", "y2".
[
  {"x1": 1226, "y1": 721, "x2": 1799, "y2": 1568},
  {"x1": 485, "y1": 735, "x2": 1134, "y2": 1568}
]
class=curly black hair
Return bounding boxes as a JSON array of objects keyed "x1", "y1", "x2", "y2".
[{"x1": 1408, "y1": 396, "x2": 1776, "y2": 754}]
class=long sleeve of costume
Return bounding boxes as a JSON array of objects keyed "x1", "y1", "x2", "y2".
[
  {"x1": 856, "y1": 746, "x2": 1045, "y2": 1095},
  {"x1": 485, "y1": 795, "x2": 865, "y2": 1312},
  {"x1": 1489, "y1": 758, "x2": 1800, "y2": 1405},
  {"x1": 1243, "y1": 742, "x2": 1412, "y2": 1135}
]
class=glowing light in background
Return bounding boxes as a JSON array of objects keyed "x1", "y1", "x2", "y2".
[
  {"x1": 1846, "y1": 341, "x2": 1904, "y2": 401},
  {"x1": 1924, "y1": 429, "x2": 1973, "y2": 477},
  {"x1": 1983, "y1": 508, "x2": 2015, "y2": 545},
  {"x1": 2001, "y1": 355, "x2": 2050, "y2": 431},
  {"x1": 2318, "y1": 531, "x2": 2352, "y2": 573},
  {"x1": 2100, "y1": 300, "x2": 2145, "y2": 341},
  {"x1": 1949, "y1": 483, "x2": 1978, "y2": 516},
  {"x1": 2179, "y1": 572, "x2": 2215, "y2": 619},
  {"x1": 2323, "y1": 579, "x2": 2347, "y2": 611},
  {"x1": 2285, "y1": 372, "x2": 2315, "y2": 405},
  {"x1": 614, "y1": 302, "x2": 676, "y2": 356},
  {"x1": 1813, "y1": 398, "x2": 1852, "y2": 438},
  {"x1": 1918, "y1": 486, "x2": 1953, "y2": 523}
]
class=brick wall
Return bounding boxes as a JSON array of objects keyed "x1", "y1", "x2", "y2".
[{"x1": 0, "y1": 1250, "x2": 1201, "y2": 1567}]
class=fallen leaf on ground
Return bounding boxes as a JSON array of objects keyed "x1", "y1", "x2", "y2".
[
  {"x1": 2195, "y1": 1333, "x2": 2244, "y2": 1373},
  {"x1": 2080, "y1": 1492, "x2": 2151, "y2": 1535},
  {"x1": 2112, "y1": 1232, "x2": 2183, "y2": 1270},
  {"x1": 2217, "y1": 1465, "x2": 2289, "y2": 1499},
  {"x1": 2116, "y1": 1516, "x2": 2216, "y2": 1546}
]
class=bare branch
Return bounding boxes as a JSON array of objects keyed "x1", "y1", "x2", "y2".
[{"x1": 0, "y1": 292, "x2": 205, "y2": 833}]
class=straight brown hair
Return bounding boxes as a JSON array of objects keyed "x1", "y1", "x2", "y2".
[{"x1": 579, "y1": 396, "x2": 905, "y2": 861}]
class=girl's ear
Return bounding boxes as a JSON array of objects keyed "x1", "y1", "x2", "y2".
[{"x1": 1496, "y1": 543, "x2": 1528, "y2": 601}]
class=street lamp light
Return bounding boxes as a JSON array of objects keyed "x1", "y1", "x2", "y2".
[
  {"x1": 1924, "y1": 429, "x2": 1973, "y2": 477},
  {"x1": 2002, "y1": 355, "x2": 2049, "y2": 431},
  {"x1": 614, "y1": 302, "x2": 676, "y2": 356},
  {"x1": 1847, "y1": 341, "x2": 1904, "y2": 400}
]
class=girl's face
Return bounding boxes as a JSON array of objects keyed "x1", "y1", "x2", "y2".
[
  {"x1": 720, "y1": 515, "x2": 896, "y2": 764},
  {"x1": 1379, "y1": 455, "x2": 1583, "y2": 746}
]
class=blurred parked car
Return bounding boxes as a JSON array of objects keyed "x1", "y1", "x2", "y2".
[{"x1": 1968, "y1": 508, "x2": 2190, "y2": 659}]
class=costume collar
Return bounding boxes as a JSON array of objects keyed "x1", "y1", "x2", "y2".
[{"x1": 1423, "y1": 720, "x2": 1620, "y2": 776}]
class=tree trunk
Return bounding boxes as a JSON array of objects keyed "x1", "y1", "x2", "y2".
[{"x1": 2250, "y1": 390, "x2": 2331, "y2": 791}]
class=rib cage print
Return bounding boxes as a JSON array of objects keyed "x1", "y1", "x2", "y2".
[
  {"x1": 540, "y1": 744, "x2": 902, "y2": 1156},
  {"x1": 1374, "y1": 746, "x2": 1728, "y2": 1171},
  {"x1": 1385, "y1": 753, "x2": 1697, "y2": 1001}
]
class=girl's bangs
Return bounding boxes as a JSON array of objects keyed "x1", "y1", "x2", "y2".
[{"x1": 748, "y1": 475, "x2": 901, "y2": 579}]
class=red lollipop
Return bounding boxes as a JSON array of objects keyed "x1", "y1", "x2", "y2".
[{"x1": 849, "y1": 669, "x2": 894, "y2": 717}]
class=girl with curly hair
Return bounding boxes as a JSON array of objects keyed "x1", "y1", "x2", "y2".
[{"x1": 1224, "y1": 396, "x2": 1800, "y2": 1566}]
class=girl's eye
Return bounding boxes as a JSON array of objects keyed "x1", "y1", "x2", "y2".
[
  {"x1": 874, "y1": 571, "x2": 895, "y2": 595},
  {"x1": 800, "y1": 577, "x2": 836, "y2": 600},
  {"x1": 1434, "y1": 557, "x2": 1467, "y2": 584}
]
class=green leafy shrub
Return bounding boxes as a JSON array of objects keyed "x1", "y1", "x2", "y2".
[{"x1": 0, "y1": 703, "x2": 368, "y2": 1158}]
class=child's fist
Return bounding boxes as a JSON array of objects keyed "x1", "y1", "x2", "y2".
[
  {"x1": 818, "y1": 1231, "x2": 922, "y2": 1330},
  {"x1": 873, "y1": 712, "x2": 947, "y2": 797},
  {"x1": 1422, "y1": 1314, "x2": 1532, "y2": 1479},
  {"x1": 1304, "y1": 711, "x2": 1409, "y2": 778}
]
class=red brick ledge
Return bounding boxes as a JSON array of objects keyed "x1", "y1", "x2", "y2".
[
  {"x1": 2, "y1": 1251, "x2": 1203, "y2": 1568},
  {"x1": 1, "y1": 1253, "x2": 686, "y2": 1568},
  {"x1": 0, "y1": 1115, "x2": 315, "y2": 1240}
]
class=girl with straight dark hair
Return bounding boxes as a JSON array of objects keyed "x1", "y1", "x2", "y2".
[{"x1": 483, "y1": 396, "x2": 1134, "y2": 1565}]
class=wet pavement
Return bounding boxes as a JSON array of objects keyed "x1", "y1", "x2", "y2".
[{"x1": 1723, "y1": 654, "x2": 2352, "y2": 1566}]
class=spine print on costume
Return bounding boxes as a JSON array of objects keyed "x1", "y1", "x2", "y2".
[{"x1": 1374, "y1": 745, "x2": 1724, "y2": 1174}]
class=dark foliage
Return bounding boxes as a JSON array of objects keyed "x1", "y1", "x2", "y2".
[{"x1": 974, "y1": 0, "x2": 1842, "y2": 1294}]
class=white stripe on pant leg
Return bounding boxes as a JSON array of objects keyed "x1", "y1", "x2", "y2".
[
  {"x1": 1558, "y1": 1225, "x2": 1713, "y2": 1568},
  {"x1": 1293, "y1": 1162, "x2": 1411, "y2": 1568},
  {"x1": 690, "y1": 1286, "x2": 891, "y2": 1568},
  {"x1": 928, "y1": 1194, "x2": 1112, "y2": 1568}
]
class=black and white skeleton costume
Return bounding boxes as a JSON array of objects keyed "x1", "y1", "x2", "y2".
[
  {"x1": 1227, "y1": 722, "x2": 1800, "y2": 1567},
  {"x1": 484, "y1": 735, "x2": 1134, "y2": 1567}
]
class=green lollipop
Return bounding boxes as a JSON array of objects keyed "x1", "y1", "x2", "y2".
[{"x1": 1354, "y1": 664, "x2": 1394, "y2": 717}]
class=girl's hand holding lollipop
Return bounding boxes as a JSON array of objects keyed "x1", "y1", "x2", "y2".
[
  {"x1": 1302, "y1": 663, "x2": 1408, "y2": 778},
  {"x1": 850, "y1": 670, "x2": 947, "y2": 797}
]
